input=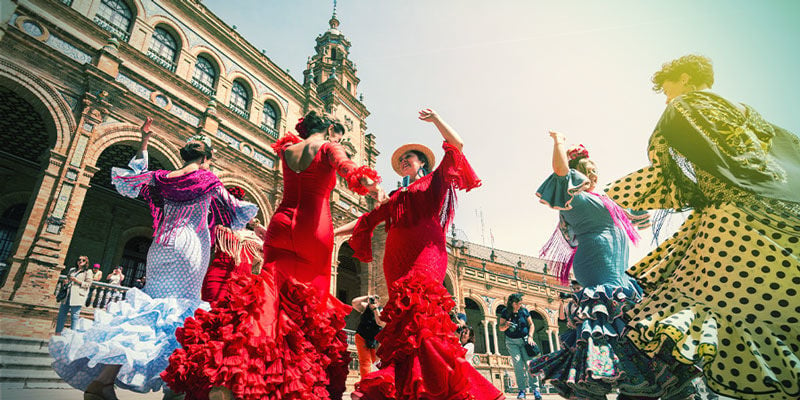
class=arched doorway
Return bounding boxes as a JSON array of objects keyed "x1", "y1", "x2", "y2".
[
  {"x1": 0, "y1": 85, "x2": 58, "y2": 287},
  {"x1": 0, "y1": 204, "x2": 27, "y2": 283},
  {"x1": 530, "y1": 310, "x2": 551, "y2": 353},
  {"x1": 465, "y1": 297, "x2": 487, "y2": 354},
  {"x1": 120, "y1": 236, "x2": 151, "y2": 287},
  {"x1": 337, "y1": 242, "x2": 362, "y2": 330},
  {"x1": 67, "y1": 144, "x2": 170, "y2": 278}
]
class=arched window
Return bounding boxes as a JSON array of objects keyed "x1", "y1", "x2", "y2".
[
  {"x1": 95, "y1": 0, "x2": 133, "y2": 41},
  {"x1": 261, "y1": 102, "x2": 279, "y2": 137},
  {"x1": 191, "y1": 55, "x2": 217, "y2": 96},
  {"x1": 229, "y1": 80, "x2": 250, "y2": 118},
  {"x1": 148, "y1": 27, "x2": 178, "y2": 71}
]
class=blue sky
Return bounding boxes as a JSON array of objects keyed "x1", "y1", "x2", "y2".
[{"x1": 205, "y1": 0, "x2": 800, "y2": 261}]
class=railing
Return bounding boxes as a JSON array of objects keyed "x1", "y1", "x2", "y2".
[
  {"x1": 55, "y1": 275, "x2": 130, "y2": 309},
  {"x1": 228, "y1": 103, "x2": 250, "y2": 119},
  {"x1": 147, "y1": 49, "x2": 177, "y2": 72},
  {"x1": 473, "y1": 353, "x2": 512, "y2": 368},
  {"x1": 191, "y1": 79, "x2": 216, "y2": 96},
  {"x1": 259, "y1": 124, "x2": 280, "y2": 139},
  {"x1": 93, "y1": 15, "x2": 130, "y2": 42}
]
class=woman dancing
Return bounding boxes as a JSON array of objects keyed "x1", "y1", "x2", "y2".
[
  {"x1": 49, "y1": 117, "x2": 258, "y2": 400},
  {"x1": 529, "y1": 135, "x2": 698, "y2": 399},
  {"x1": 201, "y1": 186, "x2": 266, "y2": 303},
  {"x1": 335, "y1": 108, "x2": 502, "y2": 400},
  {"x1": 606, "y1": 54, "x2": 800, "y2": 400},
  {"x1": 162, "y1": 111, "x2": 383, "y2": 400}
]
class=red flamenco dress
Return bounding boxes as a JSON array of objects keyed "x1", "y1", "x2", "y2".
[
  {"x1": 349, "y1": 142, "x2": 503, "y2": 400},
  {"x1": 201, "y1": 225, "x2": 264, "y2": 302},
  {"x1": 162, "y1": 134, "x2": 380, "y2": 400}
]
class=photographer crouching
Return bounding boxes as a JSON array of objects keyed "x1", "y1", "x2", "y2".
[{"x1": 351, "y1": 295, "x2": 385, "y2": 379}]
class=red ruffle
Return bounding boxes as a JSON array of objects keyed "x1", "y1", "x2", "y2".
[
  {"x1": 346, "y1": 165, "x2": 382, "y2": 196},
  {"x1": 162, "y1": 272, "x2": 351, "y2": 400},
  {"x1": 349, "y1": 213, "x2": 377, "y2": 262},
  {"x1": 354, "y1": 270, "x2": 503, "y2": 400},
  {"x1": 441, "y1": 142, "x2": 481, "y2": 192},
  {"x1": 270, "y1": 133, "x2": 302, "y2": 155}
]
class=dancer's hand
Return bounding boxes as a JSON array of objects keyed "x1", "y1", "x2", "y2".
[
  {"x1": 141, "y1": 117, "x2": 154, "y2": 137},
  {"x1": 418, "y1": 108, "x2": 440, "y2": 123},
  {"x1": 549, "y1": 130, "x2": 565, "y2": 144},
  {"x1": 371, "y1": 185, "x2": 389, "y2": 204}
]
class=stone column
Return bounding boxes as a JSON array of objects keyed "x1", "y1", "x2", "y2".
[
  {"x1": 482, "y1": 320, "x2": 490, "y2": 354},
  {"x1": 491, "y1": 320, "x2": 500, "y2": 355}
]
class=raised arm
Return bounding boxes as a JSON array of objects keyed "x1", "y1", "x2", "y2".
[
  {"x1": 550, "y1": 131, "x2": 569, "y2": 177},
  {"x1": 351, "y1": 295, "x2": 370, "y2": 313},
  {"x1": 138, "y1": 117, "x2": 153, "y2": 159},
  {"x1": 419, "y1": 109, "x2": 463, "y2": 150}
]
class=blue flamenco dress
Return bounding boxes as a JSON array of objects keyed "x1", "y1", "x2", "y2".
[
  {"x1": 49, "y1": 152, "x2": 258, "y2": 393},
  {"x1": 529, "y1": 169, "x2": 699, "y2": 399}
]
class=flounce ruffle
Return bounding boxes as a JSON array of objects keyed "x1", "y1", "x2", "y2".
[
  {"x1": 529, "y1": 283, "x2": 699, "y2": 399},
  {"x1": 49, "y1": 288, "x2": 209, "y2": 393},
  {"x1": 354, "y1": 270, "x2": 503, "y2": 400},
  {"x1": 270, "y1": 133, "x2": 303, "y2": 155},
  {"x1": 535, "y1": 169, "x2": 592, "y2": 210},
  {"x1": 346, "y1": 165, "x2": 382, "y2": 196},
  {"x1": 162, "y1": 272, "x2": 350, "y2": 400},
  {"x1": 441, "y1": 141, "x2": 482, "y2": 192}
]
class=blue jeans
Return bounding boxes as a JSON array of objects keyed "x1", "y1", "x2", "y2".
[
  {"x1": 505, "y1": 336, "x2": 540, "y2": 392},
  {"x1": 55, "y1": 302, "x2": 81, "y2": 334}
]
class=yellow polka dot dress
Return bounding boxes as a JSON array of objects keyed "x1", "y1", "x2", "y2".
[{"x1": 607, "y1": 91, "x2": 800, "y2": 400}]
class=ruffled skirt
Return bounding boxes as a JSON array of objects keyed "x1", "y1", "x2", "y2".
[
  {"x1": 161, "y1": 272, "x2": 350, "y2": 400},
  {"x1": 49, "y1": 288, "x2": 209, "y2": 393},
  {"x1": 354, "y1": 270, "x2": 503, "y2": 400},
  {"x1": 529, "y1": 284, "x2": 699, "y2": 400}
]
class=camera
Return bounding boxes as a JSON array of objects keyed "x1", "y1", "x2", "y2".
[
  {"x1": 368, "y1": 296, "x2": 376, "y2": 304},
  {"x1": 559, "y1": 292, "x2": 573, "y2": 300}
]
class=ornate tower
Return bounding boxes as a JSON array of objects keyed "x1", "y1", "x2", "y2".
[{"x1": 302, "y1": 5, "x2": 376, "y2": 169}]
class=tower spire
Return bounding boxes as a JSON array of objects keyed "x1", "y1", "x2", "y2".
[{"x1": 329, "y1": 0, "x2": 340, "y2": 30}]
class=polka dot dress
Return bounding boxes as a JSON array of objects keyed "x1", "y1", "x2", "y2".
[{"x1": 607, "y1": 133, "x2": 800, "y2": 400}]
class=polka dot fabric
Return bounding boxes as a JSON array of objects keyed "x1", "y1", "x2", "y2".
[{"x1": 607, "y1": 133, "x2": 800, "y2": 400}]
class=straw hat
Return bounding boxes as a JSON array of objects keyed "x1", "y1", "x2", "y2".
[{"x1": 391, "y1": 143, "x2": 436, "y2": 176}]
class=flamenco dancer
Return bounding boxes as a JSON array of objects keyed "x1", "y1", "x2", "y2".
[
  {"x1": 528, "y1": 134, "x2": 699, "y2": 399},
  {"x1": 606, "y1": 54, "x2": 800, "y2": 400},
  {"x1": 162, "y1": 111, "x2": 383, "y2": 400},
  {"x1": 201, "y1": 186, "x2": 266, "y2": 303},
  {"x1": 49, "y1": 117, "x2": 258, "y2": 400},
  {"x1": 335, "y1": 109, "x2": 503, "y2": 400}
]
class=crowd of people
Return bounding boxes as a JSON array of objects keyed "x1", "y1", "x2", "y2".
[{"x1": 47, "y1": 54, "x2": 799, "y2": 400}]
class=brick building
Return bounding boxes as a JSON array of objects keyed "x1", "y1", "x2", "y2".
[{"x1": 0, "y1": 0, "x2": 378, "y2": 339}]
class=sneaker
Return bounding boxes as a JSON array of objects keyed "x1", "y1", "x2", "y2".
[
  {"x1": 517, "y1": 390, "x2": 526, "y2": 399},
  {"x1": 533, "y1": 389, "x2": 542, "y2": 400}
]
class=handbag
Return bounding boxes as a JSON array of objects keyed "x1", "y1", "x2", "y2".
[
  {"x1": 524, "y1": 341, "x2": 541, "y2": 357},
  {"x1": 55, "y1": 282, "x2": 71, "y2": 303}
]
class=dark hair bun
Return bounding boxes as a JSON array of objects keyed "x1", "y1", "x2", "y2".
[
  {"x1": 295, "y1": 110, "x2": 331, "y2": 139},
  {"x1": 179, "y1": 142, "x2": 213, "y2": 162}
]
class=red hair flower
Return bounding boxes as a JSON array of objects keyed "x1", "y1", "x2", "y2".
[{"x1": 567, "y1": 144, "x2": 589, "y2": 161}]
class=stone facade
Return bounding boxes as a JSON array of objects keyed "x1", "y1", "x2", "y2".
[{"x1": 0, "y1": 0, "x2": 377, "y2": 339}]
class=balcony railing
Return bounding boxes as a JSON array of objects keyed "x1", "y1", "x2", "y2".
[
  {"x1": 147, "y1": 49, "x2": 177, "y2": 73},
  {"x1": 93, "y1": 15, "x2": 130, "y2": 42},
  {"x1": 228, "y1": 103, "x2": 250, "y2": 119},
  {"x1": 55, "y1": 275, "x2": 131, "y2": 310},
  {"x1": 191, "y1": 79, "x2": 216, "y2": 97},
  {"x1": 259, "y1": 123, "x2": 279, "y2": 139}
]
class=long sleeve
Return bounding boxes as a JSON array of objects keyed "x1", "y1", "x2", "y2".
[
  {"x1": 324, "y1": 142, "x2": 381, "y2": 195},
  {"x1": 211, "y1": 186, "x2": 259, "y2": 231},
  {"x1": 348, "y1": 203, "x2": 390, "y2": 263},
  {"x1": 111, "y1": 151, "x2": 154, "y2": 198}
]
